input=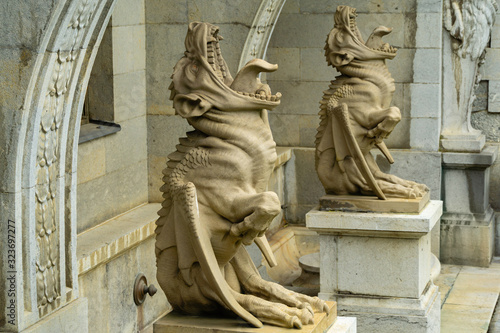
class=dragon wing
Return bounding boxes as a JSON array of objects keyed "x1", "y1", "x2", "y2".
[
  {"x1": 329, "y1": 102, "x2": 387, "y2": 200},
  {"x1": 177, "y1": 182, "x2": 263, "y2": 328}
]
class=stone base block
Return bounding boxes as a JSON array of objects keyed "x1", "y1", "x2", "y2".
[
  {"x1": 320, "y1": 285, "x2": 440, "y2": 333},
  {"x1": 319, "y1": 191, "x2": 430, "y2": 213},
  {"x1": 307, "y1": 202, "x2": 442, "y2": 332},
  {"x1": 440, "y1": 210, "x2": 495, "y2": 267},
  {"x1": 328, "y1": 317, "x2": 357, "y2": 333},
  {"x1": 21, "y1": 298, "x2": 88, "y2": 333},
  {"x1": 440, "y1": 146, "x2": 497, "y2": 266},
  {"x1": 308, "y1": 201, "x2": 442, "y2": 299},
  {"x1": 154, "y1": 302, "x2": 342, "y2": 333},
  {"x1": 441, "y1": 133, "x2": 485, "y2": 152}
]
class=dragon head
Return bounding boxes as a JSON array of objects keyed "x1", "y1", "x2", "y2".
[
  {"x1": 170, "y1": 22, "x2": 281, "y2": 118},
  {"x1": 325, "y1": 6, "x2": 397, "y2": 68}
]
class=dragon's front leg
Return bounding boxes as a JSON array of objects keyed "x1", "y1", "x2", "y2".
[{"x1": 365, "y1": 106, "x2": 401, "y2": 144}]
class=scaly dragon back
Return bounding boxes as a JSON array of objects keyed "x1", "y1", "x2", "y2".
[{"x1": 315, "y1": 83, "x2": 353, "y2": 169}]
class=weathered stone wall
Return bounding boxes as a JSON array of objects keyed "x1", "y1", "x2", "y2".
[
  {"x1": 77, "y1": 0, "x2": 148, "y2": 233},
  {"x1": 145, "y1": 0, "x2": 261, "y2": 202},
  {"x1": 79, "y1": 237, "x2": 167, "y2": 333}
]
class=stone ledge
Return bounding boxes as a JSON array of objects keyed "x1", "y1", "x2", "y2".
[
  {"x1": 307, "y1": 201, "x2": 443, "y2": 237},
  {"x1": 275, "y1": 147, "x2": 292, "y2": 168},
  {"x1": 442, "y1": 145, "x2": 498, "y2": 167},
  {"x1": 77, "y1": 203, "x2": 161, "y2": 275},
  {"x1": 440, "y1": 133, "x2": 486, "y2": 153},
  {"x1": 78, "y1": 121, "x2": 121, "y2": 144},
  {"x1": 21, "y1": 298, "x2": 88, "y2": 333},
  {"x1": 319, "y1": 191, "x2": 430, "y2": 214},
  {"x1": 154, "y1": 301, "x2": 338, "y2": 333},
  {"x1": 321, "y1": 284, "x2": 439, "y2": 317}
]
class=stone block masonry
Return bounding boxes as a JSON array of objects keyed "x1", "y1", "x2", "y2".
[{"x1": 307, "y1": 201, "x2": 442, "y2": 332}]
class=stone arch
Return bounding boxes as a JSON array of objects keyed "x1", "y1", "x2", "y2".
[
  {"x1": 238, "y1": 0, "x2": 287, "y2": 70},
  {"x1": 1, "y1": 0, "x2": 288, "y2": 329},
  {"x1": 1, "y1": 0, "x2": 117, "y2": 330}
]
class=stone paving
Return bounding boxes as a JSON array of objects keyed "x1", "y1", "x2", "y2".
[{"x1": 435, "y1": 257, "x2": 500, "y2": 332}]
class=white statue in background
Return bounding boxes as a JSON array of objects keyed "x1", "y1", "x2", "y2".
[{"x1": 441, "y1": 0, "x2": 498, "y2": 151}]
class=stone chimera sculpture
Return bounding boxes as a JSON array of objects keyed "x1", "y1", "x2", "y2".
[
  {"x1": 155, "y1": 22, "x2": 328, "y2": 329},
  {"x1": 315, "y1": 6, "x2": 428, "y2": 200}
]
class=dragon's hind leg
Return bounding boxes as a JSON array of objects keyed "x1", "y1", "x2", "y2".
[
  {"x1": 156, "y1": 247, "x2": 223, "y2": 315},
  {"x1": 226, "y1": 246, "x2": 329, "y2": 328},
  {"x1": 230, "y1": 290, "x2": 310, "y2": 328},
  {"x1": 365, "y1": 154, "x2": 429, "y2": 198}
]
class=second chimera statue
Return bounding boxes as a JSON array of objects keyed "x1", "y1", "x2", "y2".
[{"x1": 316, "y1": 6, "x2": 428, "y2": 199}]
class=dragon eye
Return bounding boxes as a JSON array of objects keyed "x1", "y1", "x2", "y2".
[{"x1": 190, "y1": 62, "x2": 199, "y2": 73}]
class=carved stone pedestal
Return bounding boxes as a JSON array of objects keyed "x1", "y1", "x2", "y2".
[
  {"x1": 154, "y1": 302, "x2": 357, "y2": 333},
  {"x1": 440, "y1": 146, "x2": 498, "y2": 267},
  {"x1": 306, "y1": 201, "x2": 443, "y2": 333},
  {"x1": 440, "y1": 133, "x2": 486, "y2": 153}
]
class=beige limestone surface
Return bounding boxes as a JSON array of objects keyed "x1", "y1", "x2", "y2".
[
  {"x1": 76, "y1": 203, "x2": 169, "y2": 333},
  {"x1": 319, "y1": 190, "x2": 430, "y2": 213},
  {"x1": 22, "y1": 298, "x2": 89, "y2": 333},
  {"x1": 436, "y1": 258, "x2": 500, "y2": 332},
  {"x1": 308, "y1": 200, "x2": 442, "y2": 236},
  {"x1": 77, "y1": 203, "x2": 160, "y2": 274},
  {"x1": 154, "y1": 302, "x2": 337, "y2": 333}
]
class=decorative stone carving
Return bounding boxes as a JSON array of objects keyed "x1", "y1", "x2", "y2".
[
  {"x1": 315, "y1": 6, "x2": 428, "y2": 200},
  {"x1": 1, "y1": 0, "x2": 115, "y2": 330},
  {"x1": 35, "y1": 0, "x2": 100, "y2": 317},
  {"x1": 155, "y1": 22, "x2": 328, "y2": 329},
  {"x1": 442, "y1": 0, "x2": 498, "y2": 152},
  {"x1": 35, "y1": 51, "x2": 70, "y2": 315}
]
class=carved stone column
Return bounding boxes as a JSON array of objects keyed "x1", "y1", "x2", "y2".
[{"x1": 440, "y1": 0, "x2": 498, "y2": 266}]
